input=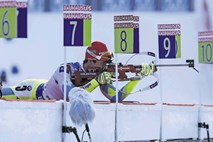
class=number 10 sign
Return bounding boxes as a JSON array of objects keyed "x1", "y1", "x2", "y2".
[
  {"x1": 63, "y1": 5, "x2": 92, "y2": 46},
  {"x1": 198, "y1": 31, "x2": 213, "y2": 63}
]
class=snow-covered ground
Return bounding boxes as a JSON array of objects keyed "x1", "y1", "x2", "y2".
[{"x1": 1, "y1": 101, "x2": 213, "y2": 142}]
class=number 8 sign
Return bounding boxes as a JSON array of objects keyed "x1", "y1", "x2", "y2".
[
  {"x1": 0, "y1": 1, "x2": 17, "y2": 38},
  {"x1": 114, "y1": 15, "x2": 139, "y2": 54},
  {"x1": 115, "y1": 27, "x2": 133, "y2": 53}
]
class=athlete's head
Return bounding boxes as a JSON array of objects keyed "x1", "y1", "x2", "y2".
[
  {"x1": 85, "y1": 41, "x2": 113, "y2": 62},
  {"x1": 83, "y1": 41, "x2": 113, "y2": 72}
]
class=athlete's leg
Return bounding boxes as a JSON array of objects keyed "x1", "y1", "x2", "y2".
[
  {"x1": 0, "y1": 81, "x2": 2, "y2": 98},
  {"x1": 13, "y1": 79, "x2": 47, "y2": 100},
  {"x1": 100, "y1": 80, "x2": 140, "y2": 102},
  {"x1": 1, "y1": 86, "x2": 17, "y2": 100}
]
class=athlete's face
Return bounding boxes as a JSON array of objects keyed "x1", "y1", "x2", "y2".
[{"x1": 83, "y1": 60, "x2": 106, "y2": 73}]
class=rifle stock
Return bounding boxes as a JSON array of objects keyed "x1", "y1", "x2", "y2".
[{"x1": 73, "y1": 72, "x2": 97, "y2": 86}]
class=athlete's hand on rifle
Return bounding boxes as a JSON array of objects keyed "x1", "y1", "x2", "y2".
[
  {"x1": 96, "y1": 72, "x2": 112, "y2": 85},
  {"x1": 136, "y1": 64, "x2": 156, "y2": 76}
]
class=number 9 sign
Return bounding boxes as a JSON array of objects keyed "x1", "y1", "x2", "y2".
[
  {"x1": 158, "y1": 24, "x2": 181, "y2": 59},
  {"x1": 0, "y1": 2, "x2": 17, "y2": 38},
  {"x1": 159, "y1": 35, "x2": 177, "y2": 58}
]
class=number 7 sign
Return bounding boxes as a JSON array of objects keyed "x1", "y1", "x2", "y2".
[
  {"x1": 63, "y1": 5, "x2": 91, "y2": 47},
  {"x1": 64, "y1": 18, "x2": 91, "y2": 46}
]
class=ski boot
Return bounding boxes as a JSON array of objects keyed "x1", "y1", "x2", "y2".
[{"x1": 0, "y1": 81, "x2": 2, "y2": 98}]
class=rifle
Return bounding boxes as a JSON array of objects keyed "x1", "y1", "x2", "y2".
[
  {"x1": 71, "y1": 59, "x2": 198, "y2": 86},
  {"x1": 71, "y1": 63, "x2": 145, "y2": 86}
]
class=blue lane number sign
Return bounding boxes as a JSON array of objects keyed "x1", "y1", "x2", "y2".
[
  {"x1": 158, "y1": 24, "x2": 181, "y2": 59},
  {"x1": 63, "y1": 5, "x2": 92, "y2": 46}
]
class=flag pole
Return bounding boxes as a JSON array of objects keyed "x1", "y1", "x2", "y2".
[
  {"x1": 114, "y1": 53, "x2": 119, "y2": 142},
  {"x1": 63, "y1": 46, "x2": 67, "y2": 142}
]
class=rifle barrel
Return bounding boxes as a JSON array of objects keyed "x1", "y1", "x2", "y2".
[{"x1": 155, "y1": 64, "x2": 189, "y2": 67}]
